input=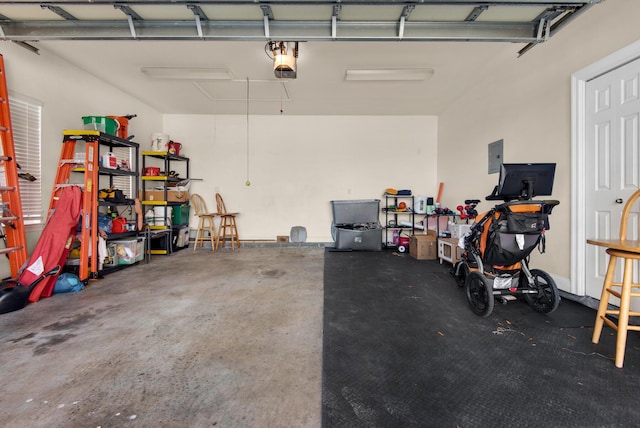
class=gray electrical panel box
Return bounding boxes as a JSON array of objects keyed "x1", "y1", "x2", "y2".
[{"x1": 488, "y1": 139, "x2": 503, "y2": 174}]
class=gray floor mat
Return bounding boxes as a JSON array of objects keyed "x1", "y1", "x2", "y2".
[{"x1": 322, "y1": 249, "x2": 640, "y2": 427}]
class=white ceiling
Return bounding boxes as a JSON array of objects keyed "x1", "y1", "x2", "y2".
[
  {"x1": 0, "y1": 1, "x2": 601, "y2": 115},
  {"x1": 35, "y1": 39, "x2": 519, "y2": 116}
]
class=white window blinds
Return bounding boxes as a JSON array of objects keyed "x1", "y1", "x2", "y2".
[
  {"x1": 110, "y1": 146, "x2": 134, "y2": 199},
  {"x1": 8, "y1": 93, "x2": 42, "y2": 226}
]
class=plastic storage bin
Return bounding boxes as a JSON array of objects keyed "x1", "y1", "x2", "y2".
[
  {"x1": 172, "y1": 205, "x2": 190, "y2": 226},
  {"x1": 114, "y1": 239, "x2": 137, "y2": 265},
  {"x1": 332, "y1": 199, "x2": 380, "y2": 224},
  {"x1": 331, "y1": 199, "x2": 382, "y2": 251},
  {"x1": 82, "y1": 116, "x2": 119, "y2": 135},
  {"x1": 135, "y1": 236, "x2": 146, "y2": 262}
]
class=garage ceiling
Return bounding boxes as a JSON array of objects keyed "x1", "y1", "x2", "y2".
[{"x1": 0, "y1": 1, "x2": 601, "y2": 115}]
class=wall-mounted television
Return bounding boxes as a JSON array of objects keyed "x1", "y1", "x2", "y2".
[{"x1": 487, "y1": 163, "x2": 556, "y2": 201}]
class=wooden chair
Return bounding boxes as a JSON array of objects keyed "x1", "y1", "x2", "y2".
[
  {"x1": 190, "y1": 193, "x2": 217, "y2": 251},
  {"x1": 215, "y1": 193, "x2": 240, "y2": 251},
  {"x1": 587, "y1": 188, "x2": 640, "y2": 368}
]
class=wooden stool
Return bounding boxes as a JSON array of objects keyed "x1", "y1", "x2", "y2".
[
  {"x1": 215, "y1": 193, "x2": 240, "y2": 251},
  {"x1": 588, "y1": 188, "x2": 640, "y2": 368},
  {"x1": 591, "y1": 248, "x2": 640, "y2": 368},
  {"x1": 190, "y1": 193, "x2": 217, "y2": 251}
]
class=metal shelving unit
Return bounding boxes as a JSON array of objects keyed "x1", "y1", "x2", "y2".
[
  {"x1": 52, "y1": 130, "x2": 142, "y2": 280},
  {"x1": 141, "y1": 151, "x2": 190, "y2": 255},
  {"x1": 382, "y1": 193, "x2": 414, "y2": 250}
]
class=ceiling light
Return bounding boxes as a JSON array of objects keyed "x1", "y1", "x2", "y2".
[
  {"x1": 141, "y1": 67, "x2": 233, "y2": 80},
  {"x1": 345, "y1": 68, "x2": 435, "y2": 81}
]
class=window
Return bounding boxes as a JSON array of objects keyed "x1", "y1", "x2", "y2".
[
  {"x1": 8, "y1": 93, "x2": 42, "y2": 226},
  {"x1": 110, "y1": 146, "x2": 134, "y2": 200}
]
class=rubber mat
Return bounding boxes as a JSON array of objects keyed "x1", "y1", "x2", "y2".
[{"x1": 322, "y1": 248, "x2": 640, "y2": 427}]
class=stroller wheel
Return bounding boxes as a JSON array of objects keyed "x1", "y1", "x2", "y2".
[
  {"x1": 453, "y1": 261, "x2": 469, "y2": 288},
  {"x1": 465, "y1": 271, "x2": 494, "y2": 317},
  {"x1": 522, "y1": 269, "x2": 560, "y2": 314}
]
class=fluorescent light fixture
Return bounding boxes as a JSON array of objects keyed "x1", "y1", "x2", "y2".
[
  {"x1": 141, "y1": 67, "x2": 233, "y2": 80},
  {"x1": 345, "y1": 68, "x2": 434, "y2": 81}
]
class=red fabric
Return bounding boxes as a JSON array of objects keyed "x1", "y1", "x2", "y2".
[{"x1": 26, "y1": 186, "x2": 82, "y2": 302}]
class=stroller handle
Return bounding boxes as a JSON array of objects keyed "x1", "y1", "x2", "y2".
[{"x1": 495, "y1": 199, "x2": 559, "y2": 213}]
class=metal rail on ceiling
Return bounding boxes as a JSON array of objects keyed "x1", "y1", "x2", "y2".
[
  {"x1": 0, "y1": 0, "x2": 601, "y2": 56},
  {"x1": 0, "y1": 1, "x2": 603, "y2": 4}
]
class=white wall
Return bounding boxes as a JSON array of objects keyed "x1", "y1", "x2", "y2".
[
  {"x1": 2, "y1": 0, "x2": 635, "y2": 283},
  {"x1": 437, "y1": 0, "x2": 640, "y2": 286},
  {"x1": 0, "y1": 41, "x2": 162, "y2": 278},
  {"x1": 164, "y1": 114, "x2": 438, "y2": 242}
]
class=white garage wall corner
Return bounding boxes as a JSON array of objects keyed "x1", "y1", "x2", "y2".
[
  {"x1": 436, "y1": 0, "x2": 640, "y2": 284},
  {"x1": 0, "y1": 41, "x2": 162, "y2": 265},
  {"x1": 164, "y1": 114, "x2": 437, "y2": 242}
]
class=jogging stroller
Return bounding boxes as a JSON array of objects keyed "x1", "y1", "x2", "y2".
[{"x1": 452, "y1": 163, "x2": 560, "y2": 317}]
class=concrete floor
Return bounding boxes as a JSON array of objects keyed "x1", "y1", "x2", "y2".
[{"x1": 0, "y1": 247, "x2": 324, "y2": 427}]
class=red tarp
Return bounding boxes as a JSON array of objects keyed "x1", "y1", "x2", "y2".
[{"x1": 25, "y1": 185, "x2": 82, "y2": 303}]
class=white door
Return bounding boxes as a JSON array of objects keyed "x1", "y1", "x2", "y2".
[{"x1": 585, "y1": 57, "x2": 640, "y2": 303}]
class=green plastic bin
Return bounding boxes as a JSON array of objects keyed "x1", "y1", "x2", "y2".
[
  {"x1": 172, "y1": 205, "x2": 190, "y2": 225},
  {"x1": 82, "y1": 116, "x2": 118, "y2": 135}
]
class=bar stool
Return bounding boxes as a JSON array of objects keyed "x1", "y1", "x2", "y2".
[
  {"x1": 215, "y1": 193, "x2": 240, "y2": 251},
  {"x1": 587, "y1": 188, "x2": 640, "y2": 368},
  {"x1": 190, "y1": 193, "x2": 217, "y2": 251}
]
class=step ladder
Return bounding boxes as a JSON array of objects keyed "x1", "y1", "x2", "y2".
[
  {"x1": 50, "y1": 131, "x2": 100, "y2": 282},
  {"x1": 0, "y1": 54, "x2": 28, "y2": 278}
]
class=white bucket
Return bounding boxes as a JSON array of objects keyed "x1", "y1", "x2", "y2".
[
  {"x1": 145, "y1": 210, "x2": 155, "y2": 226},
  {"x1": 152, "y1": 206, "x2": 173, "y2": 226},
  {"x1": 150, "y1": 133, "x2": 170, "y2": 151}
]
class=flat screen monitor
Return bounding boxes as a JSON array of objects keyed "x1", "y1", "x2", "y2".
[{"x1": 492, "y1": 163, "x2": 556, "y2": 201}]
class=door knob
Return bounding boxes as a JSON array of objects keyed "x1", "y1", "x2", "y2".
[{"x1": 615, "y1": 198, "x2": 624, "y2": 204}]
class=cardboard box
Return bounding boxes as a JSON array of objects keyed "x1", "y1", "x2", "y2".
[
  {"x1": 438, "y1": 237, "x2": 463, "y2": 265},
  {"x1": 410, "y1": 230, "x2": 437, "y2": 260},
  {"x1": 143, "y1": 189, "x2": 189, "y2": 203}
]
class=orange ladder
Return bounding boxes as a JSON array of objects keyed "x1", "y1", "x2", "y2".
[
  {"x1": 0, "y1": 54, "x2": 28, "y2": 278},
  {"x1": 50, "y1": 131, "x2": 100, "y2": 282}
]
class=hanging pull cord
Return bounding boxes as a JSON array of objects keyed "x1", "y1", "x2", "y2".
[{"x1": 245, "y1": 77, "x2": 251, "y2": 187}]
